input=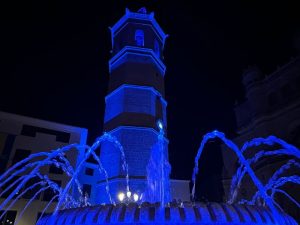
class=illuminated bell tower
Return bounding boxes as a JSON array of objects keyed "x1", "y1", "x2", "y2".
[{"x1": 97, "y1": 8, "x2": 169, "y2": 203}]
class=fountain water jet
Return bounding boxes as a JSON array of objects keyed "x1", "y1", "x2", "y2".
[
  {"x1": 229, "y1": 135, "x2": 300, "y2": 204},
  {"x1": 0, "y1": 132, "x2": 129, "y2": 224},
  {"x1": 192, "y1": 130, "x2": 300, "y2": 224},
  {"x1": 0, "y1": 128, "x2": 298, "y2": 225},
  {"x1": 143, "y1": 121, "x2": 171, "y2": 206},
  {"x1": 0, "y1": 129, "x2": 296, "y2": 225}
]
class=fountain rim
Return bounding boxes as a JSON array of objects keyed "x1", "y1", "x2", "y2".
[{"x1": 37, "y1": 201, "x2": 297, "y2": 225}]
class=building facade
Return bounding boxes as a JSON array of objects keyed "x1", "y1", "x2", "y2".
[
  {"x1": 0, "y1": 111, "x2": 87, "y2": 225},
  {"x1": 222, "y1": 57, "x2": 300, "y2": 221}
]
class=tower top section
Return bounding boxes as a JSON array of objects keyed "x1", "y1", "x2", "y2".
[
  {"x1": 108, "y1": 7, "x2": 168, "y2": 77},
  {"x1": 109, "y1": 7, "x2": 168, "y2": 50}
]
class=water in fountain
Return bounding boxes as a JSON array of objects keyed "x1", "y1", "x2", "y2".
[
  {"x1": 238, "y1": 159, "x2": 300, "y2": 208},
  {"x1": 1, "y1": 129, "x2": 299, "y2": 225},
  {"x1": 36, "y1": 129, "x2": 298, "y2": 225},
  {"x1": 192, "y1": 130, "x2": 300, "y2": 224},
  {"x1": 228, "y1": 135, "x2": 300, "y2": 204},
  {"x1": 0, "y1": 132, "x2": 129, "y2": 223},
  {"x1": 143, "y1": 124, "x2": 171, "y2": 206}
]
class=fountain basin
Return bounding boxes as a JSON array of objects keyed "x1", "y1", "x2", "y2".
[{"x1": 37, "y1": 202, "x2": 297, "y2": 225}]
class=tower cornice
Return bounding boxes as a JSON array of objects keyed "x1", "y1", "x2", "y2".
[
  {"x1": 105, "y1": 84, "x2": 168, "y2": 106},
  {"x1": 109, "y1": 46, "x2": 166, "y2": 76},
  {"x1": 110, "y1": 8, "x2": 168, "y2": 46},
  {"x1": 108, "y1": 125, "x2": 169, "y2": 144}
]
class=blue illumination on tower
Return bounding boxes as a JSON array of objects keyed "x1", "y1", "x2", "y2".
[{"x1": 95, "y1": 8, "x2": 170, "y2": 203}]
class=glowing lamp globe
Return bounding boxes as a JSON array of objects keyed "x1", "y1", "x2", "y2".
[
  {"x1": 118, "y1": 192, "x2": 125, "y2": 202},
  {"x1": 133, "y1": 193, "x2": 139, "y2": 202},
  {"x1": 157, "y1": 120, "x2": 163, "y2": 130}
]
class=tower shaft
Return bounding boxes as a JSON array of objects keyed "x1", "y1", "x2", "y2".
[{"x1": 97, "y1": 8, "x2": 169, "y2": 203}]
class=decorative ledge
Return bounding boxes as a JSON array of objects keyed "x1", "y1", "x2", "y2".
[{"x1": 109, "y1": 46, "x2": 166, "y2": 76}]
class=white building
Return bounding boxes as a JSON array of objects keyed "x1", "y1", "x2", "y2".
[{"x1": 0, "y1": 111, "x2": 87, "y2": 225}]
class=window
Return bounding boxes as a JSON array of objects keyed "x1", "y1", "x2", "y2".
[
  {"x1": 86, "y1": 156, "x2": 97, "y2": 164},
  {"x1": 86, "y1": 148, "x2": 100, "y2": 164},
  {"x1": 49, "y1": 157, "x2": 64, "y2": 174},
  {"x1": 12, "y1": 149, "x2": 31, "y2": 165},
  {"x1": 85, "y1": 168, "x2": 94, "y2": 176},
  {"x1": 0, "y1": 134, "x2": 16, "y2": 174},
  {"x1": 49, "y1": 164, "x2": 63, "y2": 174},
  {"x1": 154, "y1": 40, "x2": 160, "y2": 56},
  {"x1": 0, "y1": 210, "x2": 17, "y2": 225},
  {"x1": 82, "y1": 184, "x2": 92, "y2": 197},
  {"x1": 42, "y1": 180, "x2": 61, "y2": 202},
  {"x1": 21, "y1": 125, "x2": 70, "y2": 143},
  {"x1": 135, "y1": 29, "x2": 144, "y2": 47},
  {"x1": 23, "y1": 177, "x2": 42, "y2": 200},
  {"x1": 0, "y1": 176, "x2": 20, "y2": 199}
]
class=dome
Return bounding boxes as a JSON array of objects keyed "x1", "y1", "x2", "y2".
[{"x1": 37, "y1": 202, "x2": 297, "y2": 225}]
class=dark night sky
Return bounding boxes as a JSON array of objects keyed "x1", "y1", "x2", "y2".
[{"x1": 1, "y1": 0, "x2": 300, "y2": 200}]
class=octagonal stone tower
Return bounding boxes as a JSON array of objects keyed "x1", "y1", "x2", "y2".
[{"x1": 96, "y1": 8, "x2": 169, "y2": 203}]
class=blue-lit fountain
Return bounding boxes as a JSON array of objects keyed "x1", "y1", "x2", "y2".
[
  {"x1": 2, "y1": 4, "x2": 299, "y2": 224},
  {"x1": 192, "y1": 130, "x2": 300, "y2": 225},
  {"x1": 0, "y1": 129, "x2": 299, "y2": 224},
  {"x1": 143, "y1": 120, "x2": 171, "y2": 205},
  {"x1": 0, "y1": 133, "x2": 130, "y2": 223}
]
